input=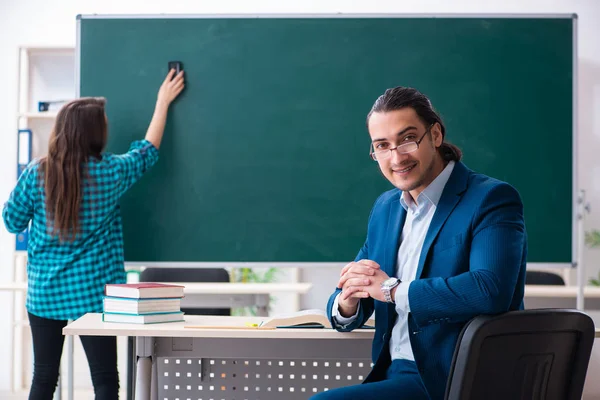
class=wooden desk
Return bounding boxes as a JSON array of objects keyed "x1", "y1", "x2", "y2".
[
  {"x1": 1, "y1": 281, "x2": 312, "y2": 400},
  {"x1": 525, "y1": 285, "x2": 600, "y2": 298},
  {"x1": 524, "y1": 285, "x2": 600, "y2": 309},
  {"x1": 64, "y1": 313, "x2": 373, "y2": 400}
]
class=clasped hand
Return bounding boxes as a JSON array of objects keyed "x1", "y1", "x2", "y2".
[{"x1": 337, "y1": 260, "x2": 390, "y2": 315}]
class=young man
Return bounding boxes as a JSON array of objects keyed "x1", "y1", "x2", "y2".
[{"x1": 311, "y1": 87, "x2": 527, "y2": 400}]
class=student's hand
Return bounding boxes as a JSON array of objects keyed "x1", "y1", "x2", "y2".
[
  {"x1": 337, "y1": 260, "x2": 380, "y2": 316},
  {"x1": 156, "y1": 69, "x2": 185, "y2": 108},
  {"x1": 145, "y1": 69, "x2": 185, "y2": 149}
]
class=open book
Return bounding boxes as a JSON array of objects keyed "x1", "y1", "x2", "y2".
[{"x1": 259, "y1": 309, "x2": 376, "y2": 329}]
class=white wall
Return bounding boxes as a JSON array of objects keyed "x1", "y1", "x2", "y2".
[{"x1": 1, "y1": 0, "x2": 599, "y2": 395}]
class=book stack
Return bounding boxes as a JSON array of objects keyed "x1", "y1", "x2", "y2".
[{"x1": 102, "y1": 283, "x2": 185, "y2": 324}]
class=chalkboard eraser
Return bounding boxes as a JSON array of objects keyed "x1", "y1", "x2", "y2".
[{"x1": 168, "y1": 61, "x2": 183, "y2": 78}]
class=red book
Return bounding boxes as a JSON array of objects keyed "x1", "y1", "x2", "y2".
[{"x1": 104, "y1": 283, "x2": 184, "y2": 299}]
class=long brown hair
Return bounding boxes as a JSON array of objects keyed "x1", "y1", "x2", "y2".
[
  {"x1": 367, "y1": 87, "x2": 462, "y2": 162},
  {"x1": 39, "y1": 97, "x2": 108, "y2": 242}
]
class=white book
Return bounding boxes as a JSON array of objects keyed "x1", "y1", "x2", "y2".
[
  {"x1": 103, "y1": 297, "x2": 181, "y2": 314},
  {"x1": 104, "y1": 283, "x2": 184, "y2": 299},
  {"x1": 102, "y1": 311, "x2": 185, "y2": 324}
]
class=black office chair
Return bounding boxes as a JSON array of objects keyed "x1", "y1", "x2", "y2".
[
  {"x1": 526, "y1": 270, "x2": 566, "y2": 286},
  {"x1": 445, "y1": 309, "x2": 594, "y2": 400},
  {"x1": 127, "y1": 267, "x2": 231, "y2": 400}
]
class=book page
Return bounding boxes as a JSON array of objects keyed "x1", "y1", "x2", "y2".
[{"x1": 260, "y1": 309, "x2": 329, "y2": 328}]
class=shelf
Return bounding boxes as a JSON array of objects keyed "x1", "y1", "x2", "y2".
[
  {"x1": 0, "y1": 282, "x2": 27, "y2": 291},
  {"x1": 18, "y1": 112, "x2": 57, "y2": 119},
  {"x1": 12, "y1": 44, "x2": 74, "y2": 395},
  {"x1": 21, "y1": 46, "x2": 74, "y2": 55},
  {"x1": 13, "y1": 319, "x2": 29, "y2": 328}
]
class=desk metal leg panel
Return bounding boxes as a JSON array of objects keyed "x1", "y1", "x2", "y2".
[
  {"x1": 135, "y1": 336, "x2": 157, "y2": 400},
  {"x1": 151, "y1": 337, "x2": 373, "y2": 400}
]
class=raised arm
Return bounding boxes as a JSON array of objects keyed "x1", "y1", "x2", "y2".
[{"x1": 145, "y1": 69, "x2": 185, "y2": 149}]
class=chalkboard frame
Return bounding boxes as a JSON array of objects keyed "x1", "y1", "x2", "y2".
[{"x1": 76, "y1": 13, "x2": 578, "y2": 271}]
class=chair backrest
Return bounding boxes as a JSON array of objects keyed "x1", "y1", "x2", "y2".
[
  {"x1": 526, "y1": 270, "x2": 566, "y2": 285},
  {"x1": 445, "y1": 309, "x2": 595, "y2": 400},
  {"x1": 139, "y1": 267, "x2": 231, "y2": 316}
]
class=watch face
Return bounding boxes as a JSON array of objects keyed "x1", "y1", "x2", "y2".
[{"x1": 383, "y1": 278, "x2": 397, "y2": 287}]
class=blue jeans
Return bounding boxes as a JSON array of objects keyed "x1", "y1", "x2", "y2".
[
  {"x1": 27, "y1": 311, "x2": 119, "y2": 400},
  {"x1": 309, "y1": 359, "x2": 430, "y2": 400}
]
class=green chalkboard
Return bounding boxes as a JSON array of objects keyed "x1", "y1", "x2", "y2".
[{"x1": 78, "y1": 15, "x2": 574, "y2": 263}]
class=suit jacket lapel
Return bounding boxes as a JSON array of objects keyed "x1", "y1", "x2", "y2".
[
  {"x1": 415, "y1": 162, "x2": 470, "y2": 280},
  {"x1": 381, "y1": 191, "x2": 405, "y2": 334},
  {"x1": 384, "y1": 191, "x2": 406, "y2": 278}
]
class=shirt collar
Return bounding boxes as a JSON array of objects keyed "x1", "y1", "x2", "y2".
[{"x1": 400, "y1": 161, "x2": 456, "y2": 211}]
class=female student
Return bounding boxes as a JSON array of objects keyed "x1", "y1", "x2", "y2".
[{"x1": 2, "y1": 69, "x2": 184, "y2": 400}]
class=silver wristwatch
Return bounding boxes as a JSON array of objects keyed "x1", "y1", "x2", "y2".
[{"x1": 381, "y1": 277, "x2": 400, "y2": 303}]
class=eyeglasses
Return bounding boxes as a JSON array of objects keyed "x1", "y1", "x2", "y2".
[{"x1": 369, "y1": 124, "x2": 433, "y2": 161}]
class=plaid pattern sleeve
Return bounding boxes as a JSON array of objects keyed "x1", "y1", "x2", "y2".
[
  {"x1": 113, "y1": 140, "x2": 159, "y2": 196},
  {"x1": 2, "y1": 162, "x2": 36, "y2": 233},
  {"x1": 2, "y1": 140, "x2": 160, "y2": 321}
]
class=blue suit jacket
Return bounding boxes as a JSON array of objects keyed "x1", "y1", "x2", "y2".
[{"x1": 327, "y1": 161, "x2": 527, "y2": 400}]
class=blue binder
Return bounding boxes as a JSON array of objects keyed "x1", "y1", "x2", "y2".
[{"x1": 16, "y1": 129, "x2": 32, "y2": 251}]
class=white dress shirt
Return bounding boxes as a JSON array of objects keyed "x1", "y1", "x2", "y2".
[{"x1": 332, "y1": 161, "x2": 455, "y2": 361}]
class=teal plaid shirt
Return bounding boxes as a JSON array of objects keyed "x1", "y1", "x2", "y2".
[{"x1": 2, "y1": 140, "x2": 159, "y2": 320}]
